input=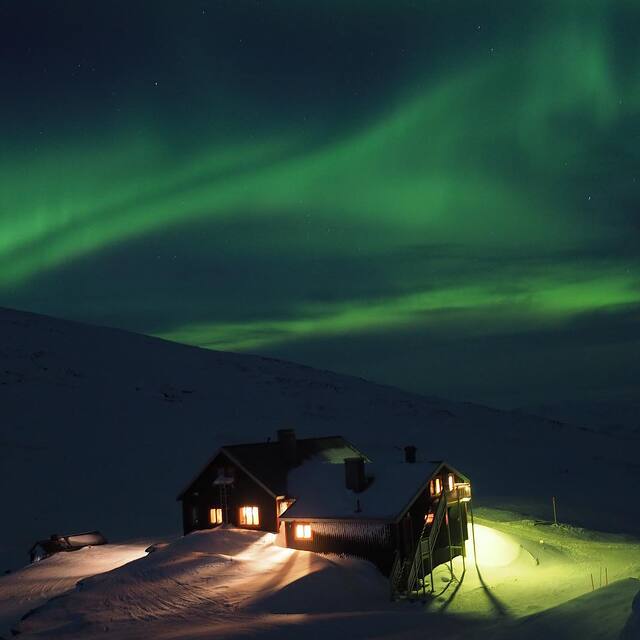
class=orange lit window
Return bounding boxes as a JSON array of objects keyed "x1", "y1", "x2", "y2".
[
  {"x1": 295, "y1": 523, "x2": 312, "y2": 539},
  {"x1": 425, "y1": 512, "x2": 434, "y2": 525},
  {"x1": 429, "y1": 478, "x2": 443, "y2": 496},
  {"x1": 210, "y1": 508, "x2": 223, "y2": 524},
  {"x1": 239, "y1": 506, "x2": 260, "y2": 526},
  {"x1": 447, "y1": 474, "x2": 455, "y2": 491}
]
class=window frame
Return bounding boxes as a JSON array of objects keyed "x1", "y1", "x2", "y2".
[
  {"x1": 239, "y1": 505, "x2": 260, "y2": 527},
  {"x1": 294, "y1": 522, "x2": 312, "y2": 540},
  {"x1": 210, "y1": 507, "x2": 223, "y2": 525}
]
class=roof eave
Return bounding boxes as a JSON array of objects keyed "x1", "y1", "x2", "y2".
[
  {"x1": 176, "y1": 446, "x2": 279, "y2": 501},
  {"x1": 392, "y1": 460, "x2": 470, "y2": 523},
  {"x1": 279, "y1": 515, "x2": 391, "y2": 524}
]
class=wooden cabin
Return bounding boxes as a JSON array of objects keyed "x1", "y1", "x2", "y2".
[{"x1": 177, "y1": 429, "x2": 472, "y2": 596}]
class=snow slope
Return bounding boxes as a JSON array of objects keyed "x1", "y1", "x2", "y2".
[
  {"x1": 4, "y1": 515, "x2": 639, "y2": 639},
  {"x1": 520, "y1": 400, "x2": 640, "y2": 439},
  {"x1": 0, "y1": 542, "x2": 149, "y2": 637},
  {"x1": 1, "y1": 305, "x2": 639, "y2": 575}
]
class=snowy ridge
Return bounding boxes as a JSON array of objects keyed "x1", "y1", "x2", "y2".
[{"x1": 1, "y1": 305, "x2": 639, "y2": 575}]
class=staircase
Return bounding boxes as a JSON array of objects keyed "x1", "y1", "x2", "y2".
[
  {"x1": 390, "y1": 484, "x2": 471, "y2": 599},
  {"x1": 405, "y1": 494, "x2": 447, "y2": 595}
]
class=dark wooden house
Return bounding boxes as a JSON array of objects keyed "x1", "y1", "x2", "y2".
[{"x1": 177, "y1": 429, "x2": 472, "y2": 597}]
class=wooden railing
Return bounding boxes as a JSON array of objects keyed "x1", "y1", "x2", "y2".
[
  {"x1": 406, "y1": 494, "x2": 447, "y2": 593},
  {"x1": 446, "y1": 482, "x2": 471, "y2": 504},
  {"x1": 389, "y1": 551, "x2": 403, "y2": 599},
  {"x1": 391, "y1": 482, "x2": 472, "y2": 598}
]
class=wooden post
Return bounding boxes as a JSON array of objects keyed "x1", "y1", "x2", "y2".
[
  {"x1": 605, "y1": 567, "x2": 608, "y2": 586},
  {"x1": 599, "y1": 566, "x2": 602, "y2": 588},
  {"x1": 552, "y1": 496, "x2": 558, "y2": 526},
  {"x1": 590, "y1": 573, "x2": 595, "y2": 591}
]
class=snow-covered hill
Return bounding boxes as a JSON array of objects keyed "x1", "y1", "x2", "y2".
[
  {"x1": 1, "y1": 306, "x2": 639, "y2": 575},
  {"x1": 520, "y1": 400, "x2": 640, "y2": 439}
]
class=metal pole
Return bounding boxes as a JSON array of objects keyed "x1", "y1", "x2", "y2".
[
  {"x1": 420, "y1": 538, "x2": 426, "y2": 599},
  {"x1": 445, "y1": 506, "x2": 454, "y2": 580},
  {"x1": 457, "y1": 489, "x2": 466, "y2": 573},
  {"x1": 469, "y1": 500, "x2": 478, "y2": 567},
  {"x1": 552, "y1": 496, "x2": 558, "y2": 526},
  {"x1": 429, "y1": 543, "x2": 435, "y2": 592}
]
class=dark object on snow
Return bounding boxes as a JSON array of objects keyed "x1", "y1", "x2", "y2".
[
  {"x1": 344, "y1": 457, "x2": 366, "y2": 492},
  {"x1": 145, "y1": 542, "x2": 170, "y2": 554},
  {"x1": 29, "y1": 531, "x2": 107, "y2": 563}
]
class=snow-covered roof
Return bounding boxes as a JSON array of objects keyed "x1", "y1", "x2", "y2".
[
  {"x1": 281, "y1": 448, "x2": 443, "y2": 522},
  {"x1": 177, "y1": 435, "x2": 366, "y2": 499}
]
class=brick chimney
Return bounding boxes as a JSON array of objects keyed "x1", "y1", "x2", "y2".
[
  {"x1": 404, "y1": 445, "x2": 417, "y2": 463},
  {"x1": 344, "y1": 457, "x2": 366, "y2": 492},
  {"x1": 277, "y1": 428, "x2": 297, "y2": 465}
]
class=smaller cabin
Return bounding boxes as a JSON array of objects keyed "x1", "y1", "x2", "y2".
[
  {"x1": 177, "y1": 429, "x2": 472, "y2": 596},
  {"x1": 29, "y1": 531, "x2": 107, "y2": 563}
]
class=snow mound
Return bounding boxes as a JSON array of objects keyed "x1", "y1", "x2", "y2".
[
  {"x1": 2, "y1": 516, "x2": 639, "y2": 640},
  {"x1": 0, "y1": 542, "x2": 149, "y2": 638},
  {"x1": 467, "y1": 524, "x2": 524, "y2": 568},
  {"x1": 620, "y1": 587, "x2": 640, "y2": 640},
  {"x1": 13, "y1": 528, "x2": 390, "y2": 639},
  {"x1": 498, "y1": 578, "x2": 640, "y2": 640}
]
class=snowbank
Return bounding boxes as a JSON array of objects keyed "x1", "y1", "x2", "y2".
[
  {"x1": 0, "y1": 542, "x2": 149, "y2": 637},
  {"x1": 5, "y1": 517, "x2": 639, "y2": 640}
]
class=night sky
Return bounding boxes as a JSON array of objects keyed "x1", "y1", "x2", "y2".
[{"x1": 1, "y1": 1, "x2": 639, "y2": 409}]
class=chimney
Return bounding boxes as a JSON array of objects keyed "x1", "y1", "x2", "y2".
[
  {"x1": 344, "y1": 457, "x2": 366, "y2": 492},
  {"x1": 277, "y1": 428, "x2": 297, "y2": 465},
  {"x1": 404, "y1": 445, "x2": 417, "y2": 464}
]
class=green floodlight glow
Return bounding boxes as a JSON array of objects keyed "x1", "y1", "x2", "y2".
[{"x1": 466, "y1": 524, "x2": 521, "y2": 568}]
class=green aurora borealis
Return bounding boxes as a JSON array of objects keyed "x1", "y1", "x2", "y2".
[{"x1": 1, "y1": 1, "x2": 639, "y2": 407}]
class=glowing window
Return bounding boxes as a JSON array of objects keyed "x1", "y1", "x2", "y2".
[
  {"x1": 425, "y1": 512, "x2": 434, "y2": 526},
  {"x1": 435, "y1": 478, "x2": 442, "y2": 495},
  {"x1": 239, "y1": 506, "x2": 260, "y2": 526},
  {"x1": 295, "y1": 523, "x2": 312, "y2": 539},
  {"x1": 210, "y1": 508, "x2": 223, "y2": 524},
  {"x1": 447, "y1": 474, "x2": 455, "y2": 491},
  {"x1": 278, "y1": 499, "x2": 294, "y2": 517}
]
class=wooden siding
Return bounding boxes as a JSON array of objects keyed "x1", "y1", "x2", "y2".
[
  {"x1": 181, "y1": 451, "x2": 278, "y2": 534},
  {"x1": 396, "y1": 465, "x2": 469, "y2": 565},
  {"x1": 284, "y1": 519, "x2": 396, "y2": 573}
]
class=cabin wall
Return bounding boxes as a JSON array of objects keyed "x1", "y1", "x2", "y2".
[
  {"x1": 283, "y1": 520, "x2": 396, "y2": 574},
  {"x1": 181, "y1": 452, "x2": 277, "y2": 534},
  {"x1": 395, "y1": 465, "x2": 469, "y2": 563}
]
